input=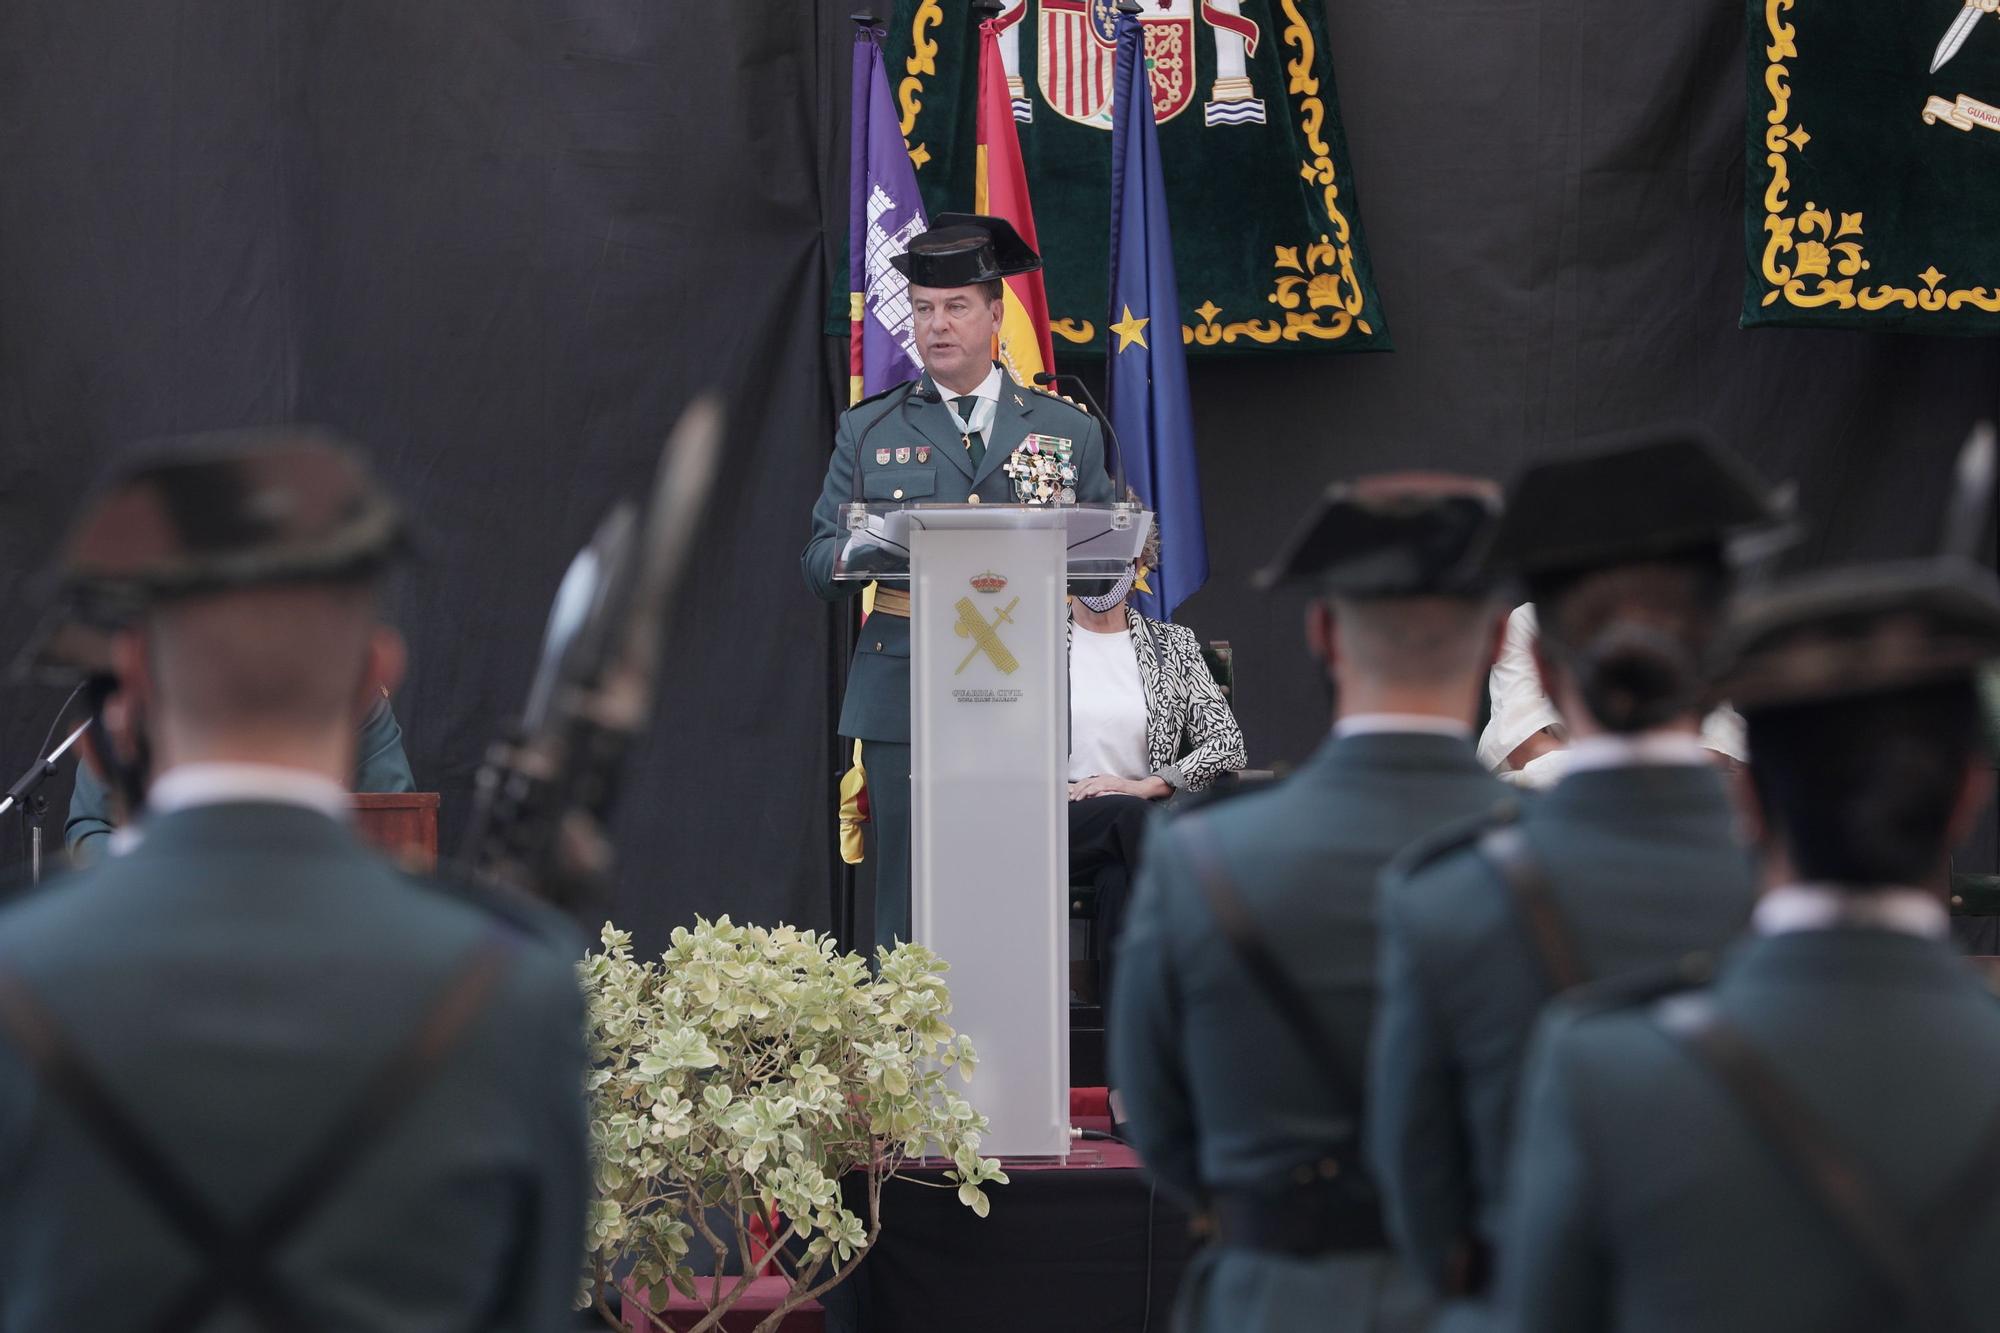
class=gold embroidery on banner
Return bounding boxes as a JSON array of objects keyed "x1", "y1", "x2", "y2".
[
  {"x1": 1758, "y1": 0, "x2": 2000, "y2": 314},
  {"x1": 1178, "y1": 0, "x2": 1372, "y2": 345},
  {"x1": 899, "y1": 0, "x2": 944, "y2": 168},
  {"x1": 904, "y1": 0, "x2": 1381, "y2": 346}
]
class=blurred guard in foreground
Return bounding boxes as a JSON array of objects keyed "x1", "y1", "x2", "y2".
[
  {"x1": 1, "y1": 430, "x2": 587, "y2": 1331},
  {"x1": 1112, "y1": 474, "x2": 1511, "y2": 1333},
  {"x1": 1501, "y1": 557, "x2": 2000, "y2": 1333},
  {"x1": 1368, "y1": 429, "x2": 1778, "y2": 1312}
]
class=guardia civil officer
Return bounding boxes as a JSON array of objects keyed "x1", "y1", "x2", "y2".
[
  {"x1": 1500, "y1": 557, "x2": 2000, "y2": 1333},
  {"x1": 1367, "y1": 429, "x2": 1779, "y2": 1309},
  {"x1": 802, "y1": 213, "x2": 1113, "y2": 951},
  {"x1": 1110, "y1": 475, "x2": 1514, "y2": 1333},
  {"x1": 65, "y1": 689, "x2": 415, "y2": 864},
  {"x1": 0, "y1": 430, "x2": 588, "y2": 1330}
]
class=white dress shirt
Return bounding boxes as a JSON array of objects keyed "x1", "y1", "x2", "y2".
[
  {"x1": 940, "y1": 364, "x2": 1003, "y2": 441},
  {"x1": 1752, "y1": 883, "x2": 1950, "y2": 940},
  {"x1": 1333, "y1": 713, "x2": 1473, "y2": 741}
]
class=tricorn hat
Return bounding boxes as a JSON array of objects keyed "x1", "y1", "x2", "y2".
[
  {"x1": 19, "y1": 426, "x2": 407, "y2": 679},
  {"x1": 1254, "y1": 472, "x2": 1504, "y2": 597},
  {"x1": 1484, "y1": 427, "x2": 1784, "y2": 582},
  {"x1": 888, "y1": 212, "x2": 1042, "y2": 288},
  {"x1": 1714, "y1": 557, "x2": 2000, "y2": 712}
]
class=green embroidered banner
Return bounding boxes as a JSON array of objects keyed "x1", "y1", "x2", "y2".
[
  {"x1": 883, "y1": 0, "x2": 1389, "y2": 356},
  {"x1": 1744, "y1": 0, "x2": 2000, "y2": 332}
]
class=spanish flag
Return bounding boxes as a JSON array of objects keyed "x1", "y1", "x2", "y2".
[{"x1": 975, "y1": 15, "x2": 1056, "y2": 383}]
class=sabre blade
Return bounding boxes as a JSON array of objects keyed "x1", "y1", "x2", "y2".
[{"x1": 1932, "y1": 3, "x2": 1983, "y2": 74}]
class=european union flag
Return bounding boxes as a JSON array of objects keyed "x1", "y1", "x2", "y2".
[{"x1": 1106, "y1": 8, "x2": 1207, "y2": 621}]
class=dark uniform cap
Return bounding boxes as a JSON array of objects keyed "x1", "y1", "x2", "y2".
[
  {"x1": 888, "y1": 212, "x2": 1042, "y2": 288},
  {"x1": 1253, "y1": 472, "x2": 1504, "y2": 596},
  {"x1": 1715, "y1": 557, "x2": 2000, "y2": 712},
  {"x1": 23, "y1": 426, "x2": 406, "y2": 676},
  {"x1": 1485, "y1": 428, "x2": 1781, "y2": 580}
]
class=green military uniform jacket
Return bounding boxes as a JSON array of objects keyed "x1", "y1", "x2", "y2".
[
  {"x1": 0, "y1": 800, "x2": 588, "y2": 1330},
  {"x1": 1367, "y1": 759, "x2": 1755, "y2": 1296},
  {"x1": 1500, "y1": 925, "x2": 2000, "y2": 1332},
  {"x1": 1110, "y1": 730, "x2": 1508, "y2": 1333},
  {"x1": 65, "y1": 696, "x2": 415, "y2": 864},
  {"x1": 801, "y1": 367, "x2": 1112, "y2": 742}
]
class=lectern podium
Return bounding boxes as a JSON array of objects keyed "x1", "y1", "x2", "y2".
[{"x1": 836, "y1": 501, "x2": 1150, "y2": 1158}]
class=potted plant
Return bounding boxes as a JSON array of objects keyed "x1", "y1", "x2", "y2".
[{"x1": 577, "y1": 919, "x2": 1008, "y2": 1332}]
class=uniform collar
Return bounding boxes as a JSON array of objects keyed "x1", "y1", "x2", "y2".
[
  {"x1": 1752, "y1": 883, "x2": 1950, "y2": 940},
  {"x1": 1333, "y1": 712, "x2": 1472, "y2": 740},
  {"x1": 1561, "y1": 731, "x2": 1711, "y2": 773},
  {"x1": 148, "y1": 762, "x2": 350, "y2": 822}
]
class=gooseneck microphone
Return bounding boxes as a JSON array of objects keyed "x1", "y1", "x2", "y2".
[
  {"x1": 1033, "y1": 371, "x2": 1127, "y2": 501},
  {"x1": 846, "y1": 378, "x2": 940, "y2": 511}
]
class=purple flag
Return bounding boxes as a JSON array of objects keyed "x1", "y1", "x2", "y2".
[{"x1": 848, "y1": 30, "x2": 928, "y2": 402}]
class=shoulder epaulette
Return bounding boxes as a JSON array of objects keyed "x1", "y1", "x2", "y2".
[
  {"x1": 1386, "y1": 795, "x2": 1524, "y2": 883},
  {"x1": 1561, "y1": 953, "x2": 1716, "y2": 1020},
  {"x1": 845, "y1": 379, "x2": 922, "y2": 414},
  {"x1": 1026, "y1": 382, "x2": 1090, "y2": 415}
]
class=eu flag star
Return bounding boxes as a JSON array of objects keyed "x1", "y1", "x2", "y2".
[{"x1": 1110, "y1": 304, "x2": 1151, "y2": 352}]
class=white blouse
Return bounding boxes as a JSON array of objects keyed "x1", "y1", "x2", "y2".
[{"x1": 1068, "y1": 623, "x2": 1152, "y2": 782}]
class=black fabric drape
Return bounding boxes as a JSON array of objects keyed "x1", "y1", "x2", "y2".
[
  {"x1": 3, "y1": 0, "x2": 1997, "y2": 922},
  {"x1": 0, "y1": 2, "x2": 847, "y2": 944}
]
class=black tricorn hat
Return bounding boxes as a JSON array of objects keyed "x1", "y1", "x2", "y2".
[
  {"x1": 888, "y1": 212, "x2": 1042, "y2": 287},
  {"x1": 19, "y1": 426, "x2": 407, "y2": 678},
  {"x1": 1714, "y1": 557, "x2": 2000, "y2": 712},
  {"x1": 1254, "y1": 472, "x2": 1504, "y2": 597},
  {"x1": 1485, "y1": 427, "x2": 1784, "y2": 581}
]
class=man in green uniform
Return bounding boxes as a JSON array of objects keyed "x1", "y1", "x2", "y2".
[
  {"x1": 1367, "y1": 430, "x2": 1779, "y2": 1312},
  {"x1": 65, "y1": 689, "x2": 414, "y2": 864},
  {"x1": 1500, "y1": 556, "x2": 2000, "y2": 1333},
  {"x1": 803, "y1": 213, "x2": 1112, "y2": 950},
  {"x1": 0, "y1": 429, "x2": 588, "y2": 1330},
  {"x1": 1110, "y1": 474, "x2": 1513, "y2": 1333}
]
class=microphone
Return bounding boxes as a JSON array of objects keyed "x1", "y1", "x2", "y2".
[
  {"x1": 847, "y1": 379, "x2": 938, "y2": 511},
  {"x1": 1033, "y1": 371, "x2": 1127, "y2": 502}
]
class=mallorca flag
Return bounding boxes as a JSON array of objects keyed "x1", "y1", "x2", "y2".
[
  {"x1": 1107, "y1": 6, "x2": 1208, "y2": 620},
  {"x1": 975, "y1": 15, "x2": 1056, "y2": 384}
]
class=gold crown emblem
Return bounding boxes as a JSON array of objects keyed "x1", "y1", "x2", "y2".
[{"x1": 970, "y1": 570, "x2": 1008, "y2": 594}]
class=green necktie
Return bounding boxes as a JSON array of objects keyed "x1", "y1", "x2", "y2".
[{"x1": 952, "y1": 395, "x2": 986, "y2": 469}]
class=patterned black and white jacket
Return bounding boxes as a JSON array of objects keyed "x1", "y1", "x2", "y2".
[{"x1": 1068, "y1": 604, "x2": 1248, "y2": 794}]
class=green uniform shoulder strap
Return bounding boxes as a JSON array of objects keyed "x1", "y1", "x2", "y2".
[{"x1": 1654, "y1": 991, "x2": 1994, "y2": 1333}]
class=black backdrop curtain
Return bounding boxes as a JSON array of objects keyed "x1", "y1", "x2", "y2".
[{"x1": 2, "y1": 0, "x2": 1996, "y2": 942}]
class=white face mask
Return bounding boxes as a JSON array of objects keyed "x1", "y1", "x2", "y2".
[{"x1": 1077, "y1": 568, "x2": 1138, "y2": 613}]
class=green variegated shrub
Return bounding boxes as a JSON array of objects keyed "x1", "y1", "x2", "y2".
[{"x1": 578, "y1": 919, "x2": 1007, "y2": 1332}]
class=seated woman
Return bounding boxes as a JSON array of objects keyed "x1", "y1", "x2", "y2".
[
  {"x1": 1068, "y1": 534, "x2": 1245, "y2": 1001},
  {"x1": 1480, "y1": 601, "x2": 1746, "y2": 787}
]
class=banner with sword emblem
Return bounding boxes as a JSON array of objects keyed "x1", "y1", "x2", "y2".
[
  {"x1": 877, "y1": 0, "x2": 1389, "y2": 355},
  {"x1": 1743, "y1": 0, "x2": 2000, "y2": 332}
]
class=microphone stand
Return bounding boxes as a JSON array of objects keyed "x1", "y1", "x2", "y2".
[{"x1": 1, "y1": 720, "x2": 91, "y2": 886}]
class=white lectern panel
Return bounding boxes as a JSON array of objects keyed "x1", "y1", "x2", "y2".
[{"x1": 910, "y1": 520, "x2": 1070, "y2": 1160}]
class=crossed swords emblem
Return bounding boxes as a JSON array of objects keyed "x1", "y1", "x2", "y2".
[
  {"x1": 1933, "y1": 0, "x2": 1996, "y2": 74},
  {"x1": 952, "y1": 595, "x2": 1021, "y2": 675}
]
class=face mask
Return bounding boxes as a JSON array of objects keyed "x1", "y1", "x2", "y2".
[{"x1": 1077, "y1": 568, "x2": 1138, "y2": 614}]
